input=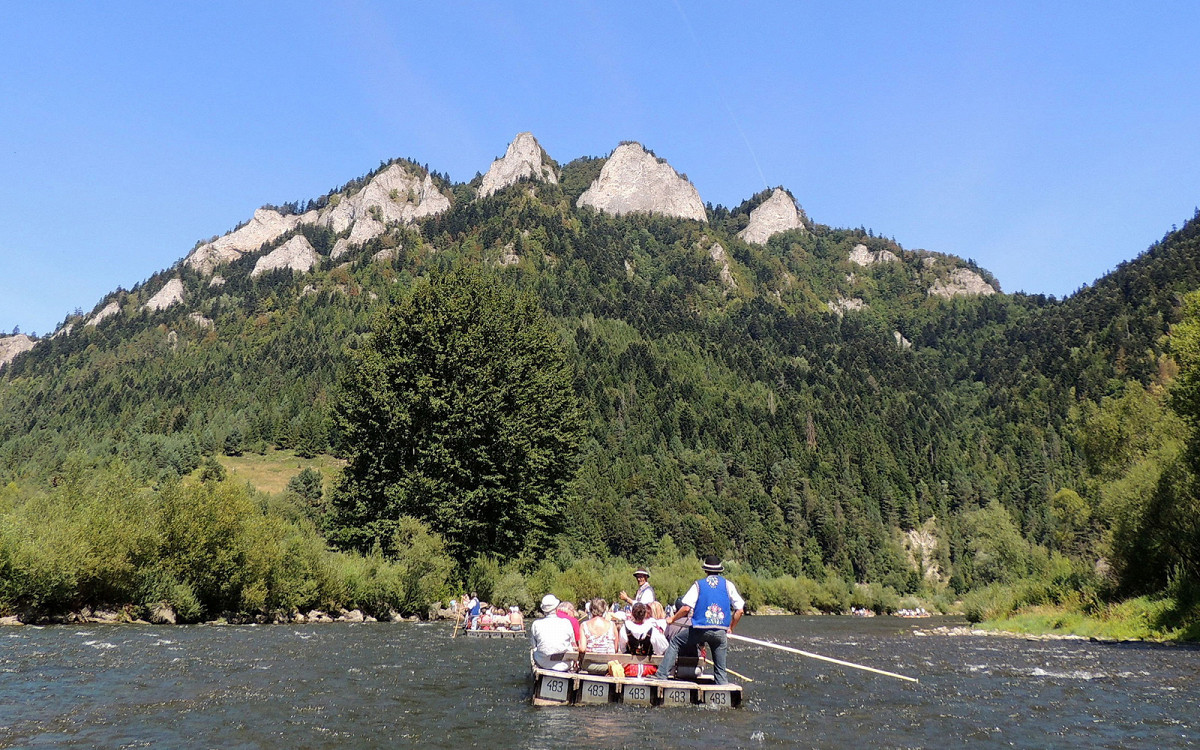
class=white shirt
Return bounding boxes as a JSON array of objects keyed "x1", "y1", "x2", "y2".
[
  {"x1": 680, "y1": 576, "x2": 745, "y2": 612},
  {"x1": 617, "y1": 618, "x2": 669, "y2": 655},
  {"x1": 530, "y1": 614, "x2": 577, "y2": 669},
  {"x1": 633, "y1": 582, "x2": 656, "y2": 605}
]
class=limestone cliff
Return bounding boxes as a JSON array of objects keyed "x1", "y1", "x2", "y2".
[
  {"x1": 86, "y1": 301, "x2": 121, "y2": 327},
  {"x1": 479, "y1": 132, "x2": 558, "y2": 198},
  {"x1": 251, "y1": 235, "x2": 320, "y2": 278},
  {"x1": 708, "y1": 242, "x2": 737, "y2": 290},
  {"x1": 0, "y1": 334, "x2": 36, "y2": 369},
  {"x1": 577, "y1": 143, "x2": 706, "y2": 222},
  {"x1": 143, "y1": 278, "x2": 185, "y2": 312},
  {"x1": 848, "y1": 243, "x2": 899, "y2": 266},
  {"x1": 929, "y1": 268, "x2": 997, "y2": 298},
  {"x1": 738, "y1": 188, "x2": 805, "y2": 244},
  {"x1": 319, "y1": 164, "x2": 450, "y2": 234},
  {"x1": 185, "y1": 208, "x2": 311, "y2": 274},
  {"x1": 184, "y1": 163, "x2": 449, "y2": 274}
]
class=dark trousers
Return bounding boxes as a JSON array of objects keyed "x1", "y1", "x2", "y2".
[{"x1": 658, "y1": 627, "x2": 731, "y2": 684}]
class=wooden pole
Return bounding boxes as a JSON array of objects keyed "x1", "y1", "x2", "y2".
[
  {"x1": 703, "y1": 657, "x2": 755, "y2": 683},
  {"x1": 729, "y1": 633, "x2": 918, "y2": 683},
  {"x1": 451, "y1": 610, "x2": 464, "y2": 638}
]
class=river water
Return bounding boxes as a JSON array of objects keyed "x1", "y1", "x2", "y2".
[{"x1": 2, "y1": 615, "x2": 1196, "y2": 749}]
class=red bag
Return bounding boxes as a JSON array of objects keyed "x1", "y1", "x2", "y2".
[{"x1": 624, "y1": 663, "x2": 658, "y2": 678}]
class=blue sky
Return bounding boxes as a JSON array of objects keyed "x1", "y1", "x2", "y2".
[{"x1": 3, "y1": 1, "x2": 1199, "y2": 335}]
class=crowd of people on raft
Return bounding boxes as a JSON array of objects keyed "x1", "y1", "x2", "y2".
[
  {"x1": 456, "y1": 595, "x2": 525, "y2": 632},
  {"x1": 526, "y1": 555, "x2": 745, "y2": 685}
]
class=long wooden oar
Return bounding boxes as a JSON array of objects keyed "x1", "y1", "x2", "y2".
[
  {"x1": 451, "y1": 610, "x2": 464, "y2": 638},
  {"x1": 702, "y1": 657, "x2": 755, "y2": 683},
  {"x1": 729, "y1": 633, "x2": 918, "y2": 683}
]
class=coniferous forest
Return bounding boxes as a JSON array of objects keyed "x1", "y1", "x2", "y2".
[{"x1": 2, "y1": 153, "x2": 1198, "y2": 636}]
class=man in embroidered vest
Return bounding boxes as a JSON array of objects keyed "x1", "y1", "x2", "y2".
[{"x1": 657, "y1": 555, "x2": 745, "y2": 685}]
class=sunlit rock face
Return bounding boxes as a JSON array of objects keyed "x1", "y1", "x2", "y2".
[
  {"x1": 929, "y1": 268, "x2": 997, "y2": 298},
  {"x1": 848, "y1": 244, "x2": 899, "y2": 266},
  {"x1": 479, "y1": 132, "x2": 558, "y2": 198},
  {"x1": 86, "y1": 301, "x2": 121, "y2": 327},
  {"x1": 577, "y1": 143, "x2": 706, "y2": 222},
  {"x1": 143, "y1": 278, "x2": 185, "y2": 311},
  {"x1": 0, "y1": 334, "x2": 36, "y2": 369},
  {"x1": 251, "y1": 235, "x2": 320, "y2": 278},
  {"x1": 318, "y1": 164, "x2": 449, "y2": 234},
  {"x1": 738, "y1": 188, "x2": 805, "y2": 245},
  {"x1": 184, "y1": 163, "x2": 450, "y2": 275},
  {"x1": 185, "y1": 209, "x2": 309, "y2": 274}
]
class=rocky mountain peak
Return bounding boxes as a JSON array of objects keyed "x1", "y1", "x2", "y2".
[
  {"x1": 183, "y1": 163, "x2": 450, "y2": 276},
  {"x1": 320, "y1": 163, "x2": 449, "y2": 235},
  {"x1": 185, "y1": 208, "x2": 308, "y2": 275},
  {"x1": 478, "y1": 132, "x2": 558, "y2": 198},
  {"x1": 738, "y1": 188, "x2": 805, "y2": 245},
  {"x1": 577, "y1": 142, "x2": 706, "y2": 223},
  {"x1": 0, "y1": 333, "x2": 36, "y2": 369}
]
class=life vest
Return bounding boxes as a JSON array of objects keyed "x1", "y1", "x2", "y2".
[
  {"x1": 624, "y1": 624, "x2": 655, "y2": 656},
  {"x1": 692, "y1": 575, "x2": 733, "y2": 630}
]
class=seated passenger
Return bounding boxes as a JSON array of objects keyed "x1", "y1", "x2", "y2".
[
  {"x1": 479, "y1": 609, "x2": 493, "y2": 630},
  {"x1": 580, "y1": 598, "x2": 618, "y2": 675},
  {"x1": 492, "y1": 606, "x2": 510, "y2": 629},
  {"x1": 530, "y1": 594, "x2": 578, "y2": 671},
  {"x1": 618, "y1": 602, "x2": 669, "y2": 656},
  {"x1": 555, "y1": 600, "x2": 582, "y2": 645},
  {"x1": 508, "y1": 605, "x2": 524, "y2": 631},
  {"x1": 648, "y1": 601, "x2": 668, "y2": 633}
]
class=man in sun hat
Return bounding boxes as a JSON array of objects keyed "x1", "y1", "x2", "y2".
[
  {"x1": 657, "y1": 555, "x2": 745, "y2": 685},
  {"x1": 619, "y1": 567, "x2": 656, "y2": 607},
  {"x1": 529, "y1": 594, "x2": 577, "y2": 671}
]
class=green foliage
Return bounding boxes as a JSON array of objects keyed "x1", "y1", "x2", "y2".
[
  {"x1": 328, "y1": 265, "x2": 585, "y2": 561},
  {"x1": 4, "y1": 162, "x2": 1200, "y2": 631},
  {"x1": 0, "y1": 463, "x2": 453, "y2": 620},
  {"x1": 286, "y1": 467, "x2": 323, "y2": 506}
]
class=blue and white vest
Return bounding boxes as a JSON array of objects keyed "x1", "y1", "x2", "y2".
[{"x1": 692, "y1": 575, "x2": 733, "y2": 630}]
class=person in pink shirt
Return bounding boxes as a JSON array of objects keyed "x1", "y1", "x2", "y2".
[{"x1": 555, "y1": 600, "x2": 581, "y2": 645}]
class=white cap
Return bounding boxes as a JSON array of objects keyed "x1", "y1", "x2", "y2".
[{"x1": 540, "y1": 594, "x2": 560, "y2": 613}]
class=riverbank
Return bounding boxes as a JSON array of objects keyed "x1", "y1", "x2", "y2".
[
  {"x1": 922, "y1": 597, "x2": 1200, "y2": 643},
  {"x1": 0, "y1": 606, "x2": 423, "y2": 627}
]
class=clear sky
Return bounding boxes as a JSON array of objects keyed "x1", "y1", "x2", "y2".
[{"x1": 3, "y1": 1, "x2": 1199, "y2": 336}]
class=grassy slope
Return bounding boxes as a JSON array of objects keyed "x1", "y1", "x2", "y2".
[
  {"x1": 211, "y1": 449, "x2": 345, "y2": 496},
  {"x1": 984, "y1": 599, "x2": 1200, "y2": 642}
]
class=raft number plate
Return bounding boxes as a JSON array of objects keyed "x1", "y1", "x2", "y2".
[
  {"x1": 622, "y1": 683, "x2": 652, "y2": 705},
  {"x1": 578, "y1": 680, "x2": 610, "y2": 704},
  {"x1": 538, "y1": 676, "x2": 570, "y2": 701},
  {"x1": 662, "y1": 687, "x2": 693, "y2": 706},
  {"x1": 704, "y1": 690, "x2": 732, "y2": 707}
]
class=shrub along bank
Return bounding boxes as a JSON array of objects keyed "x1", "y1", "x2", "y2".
[{"x1": 0, "y1": 461, "x2": 452, "y2": 623}]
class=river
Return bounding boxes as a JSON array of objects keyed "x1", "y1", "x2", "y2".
[{"x1": 2, "y1": 616, "x2": 1196, "y2": 748}]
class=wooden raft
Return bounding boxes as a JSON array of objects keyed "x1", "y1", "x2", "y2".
[
  {"x1": 463, "y1": 628, "x2": 526, "y2": 639},
  {"x1": 530, "y1": 652, "x2": 742, "y2": 708}
]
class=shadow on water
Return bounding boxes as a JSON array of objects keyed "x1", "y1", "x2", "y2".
[{"x1": 2, "y1": 616, "x2": 1197, "y2": 748}]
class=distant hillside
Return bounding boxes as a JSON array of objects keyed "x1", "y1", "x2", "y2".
[{"x1": 2, "y1": 133, "x2": 1197, "y2": 595}]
